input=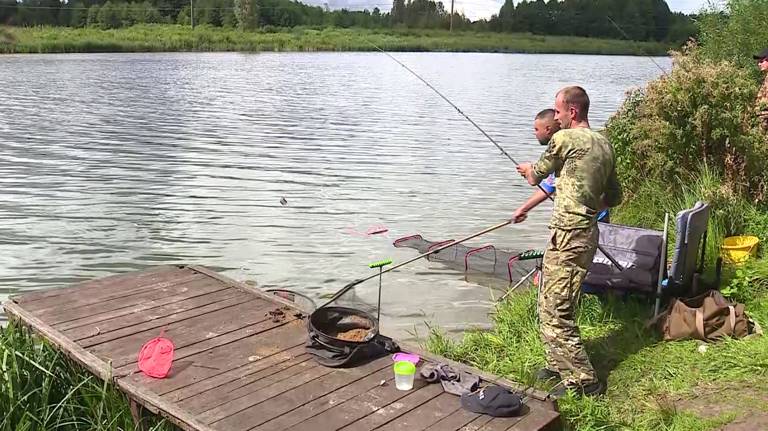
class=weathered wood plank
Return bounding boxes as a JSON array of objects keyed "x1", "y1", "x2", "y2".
[
  {"x1": 3, "y1": 300, "x2": 112, "y2": 381},
  {"x1": 507, "y1": 408, "x2": 560, "y2": 431},
  {"x1": 149, "y1": 326, "x2": 307, "y2": 396},
  {"x1": 374, "y1": 392, "x2": 461, "y2": 431},
  {"x1": 23, "y1": 267, "x2": 199, "y2": 313},
  {"x1": 43, "y1": 276, "x2": 216, "y2": 326},
  {"x1": 424, "y1": 407, "x2": 481, "y2": 431},
  {"x1": 115, "y1": 315, "x2": 303, "y2": 376},
  {"x1": 117, "y1": 376, "x2": 217, "y2": 431},
  {"x1": 220, "y1": 357, "x2": 393, "y2": 431},
  {"x1": 337, "y1": 383, "x2": 445, "y2": 431},
  {"x1": 113, "y1": 306, "x2": 301, "y2": 375},
  {"x1": 475, "y1": 414, "x2": 527, "y2": 431},
  {"x1": 189, "y1": 266, "x2": 308, "y2": 314},
  {"x1": 64, "y1": 289, "x2": 249, "y2": 343},
  {"x1": 13, "y1": 265, "x2": 182, "y2": 305},
  {"x1": 251, "y1": 366, "x2": 396, "y2": 431},
  {"x1": 285, "y1": 376, "x2": 432, "y2": 431},
  {"x1": 459, "y1": 416, "x2": 495, "y2": 431},
  {"x1": 165, "y1": 345, "x2": 306, "y2": 402},
  {"x1": 89, "y1": 298, "x2": 274, "y2": 365},
  {"x1": 200, "y1": 362, "x2": 336, "y2": 426},
  {"x1": 178, "y1": 354, "x2": 315, "y2": 413}
]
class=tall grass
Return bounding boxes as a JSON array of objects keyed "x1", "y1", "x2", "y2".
[
  {"x1": 0, "y1": 323, "x2": 171, "y2": 431},
  {"x1": 0, "y1": 24, "x2": 672, "y2": 54}
]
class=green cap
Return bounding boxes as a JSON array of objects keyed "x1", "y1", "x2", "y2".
[{"x1": 393, "y1": 361, "x2": 416, "y2": 375}]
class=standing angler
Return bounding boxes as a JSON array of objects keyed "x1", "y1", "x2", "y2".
[
  {"x1": 754, "y1": 47, "x2": 768, "y2": 130},
  {"x1": 515, "y1": 86, "x2": 622, "y2": 398}
]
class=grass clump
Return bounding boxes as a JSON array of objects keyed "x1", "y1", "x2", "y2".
[{"x1": 0, "y1": 322, "x2": 171, "y2": 431}]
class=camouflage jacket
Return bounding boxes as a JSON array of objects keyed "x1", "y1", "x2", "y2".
[
  {"x1": 758, "y1": 75, "x2": 768, "y2": 129},
  {"x1": 532, "y1": 128, "x2": 622, "y2": 230}
]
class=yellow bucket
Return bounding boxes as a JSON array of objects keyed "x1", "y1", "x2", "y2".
[{"x1": 721, "y1": 235, "x2": 759, "y2": 265}]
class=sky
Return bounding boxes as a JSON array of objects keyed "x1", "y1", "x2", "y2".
[{"x1": 308, "y1": 0, "x2": 717, "y2": 22}]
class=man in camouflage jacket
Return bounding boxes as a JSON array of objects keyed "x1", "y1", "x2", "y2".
[{"x1": 515, "y1": 86, "x2": 622, "y2": 398}]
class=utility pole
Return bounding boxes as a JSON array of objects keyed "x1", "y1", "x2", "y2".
[
  {"x1": 449, "y1": 0, "x2": 454, "y2": 32},
  {"x1": 190, "y1": 0, "x2": 194, "y2": 28}
]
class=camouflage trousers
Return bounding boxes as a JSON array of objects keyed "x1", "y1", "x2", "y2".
[{"x1": 538, "y1": 225, "x2": 599, "y2": 386}]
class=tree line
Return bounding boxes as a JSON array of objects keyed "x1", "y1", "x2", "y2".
[{"x1": 0, "y1": 0, "x2": 695, "y2": 42}]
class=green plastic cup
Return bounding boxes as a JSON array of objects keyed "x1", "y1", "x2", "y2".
[{"x1": 393, "y1": 360, "x2": 416, "y2": 391}]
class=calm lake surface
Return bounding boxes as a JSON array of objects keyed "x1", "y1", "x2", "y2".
[{"x1": 0, "y1": 52, "x2": 670, "y2": 339}]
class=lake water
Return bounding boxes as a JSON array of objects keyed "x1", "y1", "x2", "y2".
[{"x1": 0, "y1": 52, "x2": 670, "y2": 340}]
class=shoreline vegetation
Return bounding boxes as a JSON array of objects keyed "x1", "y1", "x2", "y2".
[{"x1": 0, "y1": 24, "x2": 673, "y2": 55}]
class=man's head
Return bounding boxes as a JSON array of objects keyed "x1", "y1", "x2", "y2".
[
  {"x1": 554, "y1": 86, "x2": 590, "y2": 129},
  {"x1": 755, "y1": 48, "x2": 768, "y2": 72},
  {"x1": 534, "y1": 109, "x2": 560, "y2": 145}
]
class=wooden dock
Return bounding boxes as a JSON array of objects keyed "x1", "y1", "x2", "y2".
[{"x1": 3, "y1": 265, "x2": 560, "y2": 431}]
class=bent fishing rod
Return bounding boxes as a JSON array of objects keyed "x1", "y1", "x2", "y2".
[{"x1": 366, "y1": 41, "x2": 625, "y2": 270}]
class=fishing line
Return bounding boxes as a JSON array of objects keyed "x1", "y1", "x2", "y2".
[{"x1": 367, "y1": 40, "x2": 625, "y2": 270}]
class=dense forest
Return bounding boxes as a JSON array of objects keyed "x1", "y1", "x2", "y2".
[{"x1": 0, "y1": 0, "x2": 696, "y2": 42}]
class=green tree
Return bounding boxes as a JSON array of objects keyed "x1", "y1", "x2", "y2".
[
  {"x1": 68, "y1": 1, "x2": 87, "y2": 26},
  {"x1": 86, "y1": 4, "x2": 100, "y2": 26},
  {"x1": 234, "y1": 0, "x2": 259, "y2": 29},
  {"x1": 0, "y1": 0, "x2": 18, "y2": 24},
  {"x1": 391, "y1": 0, "x2": 405, "y2": 25},
  {"x1": 96, "y1": 0, "x2": 121, "y2": 28}
]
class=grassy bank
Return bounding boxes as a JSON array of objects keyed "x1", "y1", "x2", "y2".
[
  {"x1": 0, "y1": 24, "x2": 671, "y2": 55},
  {"x1": 428, "y1": 270, "x2": 768, "y2": 430},
  {"x1": 0, "y1": 323, "x2": 171, "y2": 431}
]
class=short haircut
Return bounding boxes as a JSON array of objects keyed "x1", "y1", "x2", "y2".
[
  {"x1": 535, "y1": 109, "x2": 556, "y2": 121},
  {"x1": 557, "y1": 86, "x2": 590, "y2": 120}
]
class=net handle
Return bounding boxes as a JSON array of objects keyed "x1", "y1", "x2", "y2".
[{"x1": 320, "y1": 220, "x2": 512, "y2": 308}]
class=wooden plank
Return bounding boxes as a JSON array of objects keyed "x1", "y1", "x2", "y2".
[
  {"x1": 218, "y1": 357, "x2": 393, "y2": 431},
  {"x1": 251, "y1": 367, "x2": 396, "y2": 431},
  {"x1": 507, "y1": 408, "x2": 560, "y2": 431},
  {"x1": 115, "y1": 316, "x2": 303, "y2": 382},
  {"x1": 285, "y1": 376, "x2": 432, "y2": 431},
  {"x1": 424, "y1": 407, "x2": 481, "y2": 431},
  {"x1": 173, "y1": 350, "x2": 311, "y2": 405},
  {"x1": 13, "y1": 265, "x2": 182, "y2": 304},
  {"x1": 63, "y1": 289, "x2": 249, "y2": 343},
  {"x1": 200, "y1": 361, "x2": 335, "y2": 425},
  {"x1": 150, "y1": 325, "x2": 307, "y2": 396},
  {"x1": 189, "y1": 266, "x2": 308, "y2": 314},
  {"x1": 475, "y1": 414, "x2": 527, "y2": 431},
  {"x1": 3, "y1": 300, "x2": 112, "y2": 381},
  {"x1": 374, "y1": 392, "x2": 461, "y2": 431},
  {"x1": 89, "y1": 300, "x2": 269, "y2": 368},
  {"x1": 337, "y1": 383, "x2": 445, "y2": 431},
  {"x1": 181, "y1": 355, "x2": 318, "y2": 414},
  {"x1": 117, "y1": 376, "x2": 218, "y2": 431},
  {"x1": 459, "y1": 416, "x2": 495, "y2": 431},
  {"x1": 22, "y1": 267, "x2": 198, "y2": 312},
  {"x1": 43, "y1": 275, "x2": 215, "y2": 325}
]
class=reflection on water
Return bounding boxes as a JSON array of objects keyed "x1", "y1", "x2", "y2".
[{"x1": 0, "y1": 52, "x2": 668, "y2": 339}]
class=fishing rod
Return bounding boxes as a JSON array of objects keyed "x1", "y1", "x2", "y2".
[
  {"x1": 366, "y1": 40, "x2": 625, "y2": 270},
  {"x1": 606, "y1": 15, "x2": 669, "y2": 77},
  {"x1": 320, "y1": 219, "x2": 512, "y2": 308}
]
